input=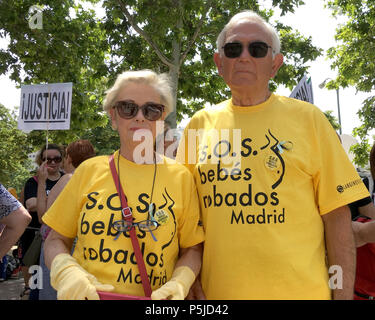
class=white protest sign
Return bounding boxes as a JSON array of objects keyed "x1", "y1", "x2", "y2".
[
  {"x1": 290, "y1": 75, "x2": 314, "y2": 104},
  {"x1": 18, "y1": 82, "x2": 72, "y2": 132}
]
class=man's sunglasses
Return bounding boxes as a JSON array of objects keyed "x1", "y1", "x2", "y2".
[
  {"x1": 222, "y1": 41, "x2": 273, "y2": 59},
  {"x1": 42, "y1": 156, "x2": 62, "y2": 164},
  {"x1": 113, "y1": 100, "x2": 165, "y2": 121}
]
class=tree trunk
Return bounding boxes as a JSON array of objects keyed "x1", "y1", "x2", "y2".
[{"x1": 166, "y1": 2, "x2": 183, "y2": 129}]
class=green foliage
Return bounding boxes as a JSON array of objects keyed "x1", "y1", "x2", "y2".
[
  {"x1": 1, "y1": 0, "x2": 321, "y2": 153},
  {"x1": 323, "y1": 110, "x2": 341, "y2": 131},
  {"x1": 349, "y1": 139, "x2": 371, "y2": 168},
  {"x1": 81, "y1": 120, "x2": 121, "y2": 155},
  {"x1": 326, "y1": 0, "x2": 375, "y2": 166},
  {"x1": 0, "y1": 0, "x2": 110, "y2": 144},
  {"x1": 100, "y1": 0, "x2": 320, "y2": 115},
  {"x1": 0, "y1": 104, "x2": 34, "y2": 193},
  {"x1": 273, "y1": 23, "x2": 322, "y2": 90}
]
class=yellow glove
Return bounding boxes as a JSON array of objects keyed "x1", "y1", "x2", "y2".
[
  {"x1": 50, "y1": 253, "x2": 114, "y2": 300},
  {"x1": 151, "y1": 266, "x2": 196, "y2": 300}
]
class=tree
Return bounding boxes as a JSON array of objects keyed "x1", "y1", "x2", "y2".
[
  {"x1": 1, "y1": 1, "x2": 321, "y2": 130},
  {"x1": 81, "y1": 120, "x2": 120, "y2": 155},
  {"x1": 326, "y1": 0, "x2": 375, "y2": 167},
  {"x1": 324, "y1": 110, "x2": 341, "y2": 131},
  {"x1": 101, "y1": 0, "x2": 321, "y2": 126},
  {"x1": 0, "y1": 104, "x2": 34, "y2": 193},
  {"x1": 0, "y1": 0, "x2": 111, "y2": 146}
]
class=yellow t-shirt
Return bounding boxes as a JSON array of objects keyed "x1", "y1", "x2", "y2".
[
  {"x1": 43, "y1": 151, "x2": 204, "y2": 296},
  {"x1": 177, "y1": 93, "x2": 369, "y2": 299}
]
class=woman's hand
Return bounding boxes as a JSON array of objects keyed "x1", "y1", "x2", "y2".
[
  {"x1": 50, "y1": 253, "x2": 114, "y2": 300},
  {"x1": 151, "y1": 266, "x2": 195, "y2": 300},
  {"x1": 37, "y1": 161, "x2": 49, "y2": 182}
]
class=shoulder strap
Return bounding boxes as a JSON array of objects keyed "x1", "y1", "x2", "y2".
[{"x1": 108, "y1": 154, "x2": 152, "y2": 297}]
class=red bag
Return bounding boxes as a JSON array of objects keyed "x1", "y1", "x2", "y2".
[{"x1": 97, "y1": 291, "x2": 151, "y2": 300}]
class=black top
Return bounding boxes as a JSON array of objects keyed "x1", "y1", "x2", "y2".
[{"x1": 23, "y1": 173, "x2": 64, "y2": 228}]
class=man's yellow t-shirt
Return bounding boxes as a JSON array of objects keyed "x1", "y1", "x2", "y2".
[
  {"x1": 177, "y1": 94, "x2": 369, "y2": 299},
  {"x1": 43, "y1": 151, "x2": 204, "y2": 296}
]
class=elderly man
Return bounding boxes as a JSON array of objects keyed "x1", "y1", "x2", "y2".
[{"x1": 177, "y1": 10, "x2": 370, "y2": 300}]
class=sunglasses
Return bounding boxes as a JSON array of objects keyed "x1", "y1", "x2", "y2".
[
  {"x1": 222, "y1": 41, "x2": 273, "y2": 59},
  {"x1": 112, "y1": 219, "x2": 159, "y2": 233},
  {"x1": 113, "y1": 100, "x2": 165, "y2": 121},
  {"x1": 42, "y1": 156, "x2": 62, "y2": 164},
  {"x1": 112, "y1": 219, "x2": 160, "y2": 241}
]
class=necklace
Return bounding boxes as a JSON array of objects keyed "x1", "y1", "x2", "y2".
[{"x1": 117, "y1": 150, "x2": 157, "y2": 221}]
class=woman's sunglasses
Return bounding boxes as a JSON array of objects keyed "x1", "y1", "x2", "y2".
[
  {"x1": 222, "y1": 41, "x2": 273, "y2": 59},
  {"x1": 42, "y1": 156, "x2": 62, "y2": 164},
  {"x1": 113, "y1": 100, "x2": 165, "y2": 121}
]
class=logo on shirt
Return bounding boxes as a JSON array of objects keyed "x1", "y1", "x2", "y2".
[{"x1": 336, "y1": 179, "x2": 363, "y2": 193}]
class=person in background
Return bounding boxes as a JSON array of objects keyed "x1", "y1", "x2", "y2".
[
  {"x1": 349, "y1": 142, "x2": 375, "y2": 220},
  {"x1": 177, "y1": 10, "x2": 369, "y2": 300},
  {"x1": 349, "y1": 142, "x2": 375, "y2": 300},
  {"x1": 0, "y1": 183, "x2": 31, "y2": 262},
  {"x1": 38, "y1": 139, "x2": 96, "y2": 300},
  {"x1": 19, "y1": 143, "x2": 64, "y2": 300},
  {"x1": 43, "y1": 70, "x2": 204, "y2": 300}
]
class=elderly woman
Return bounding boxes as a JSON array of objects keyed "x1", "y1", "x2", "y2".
[{"x1": 43, "y1": 70, "x2": 204, "y2": 300}]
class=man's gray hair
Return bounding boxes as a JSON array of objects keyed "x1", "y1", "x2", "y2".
[
  {"x1": 216, "y1": 10, "x2": 281, "y2": 56},
  {"x1": 103, "y1": 69, "x2": 174, "y2": 116}
]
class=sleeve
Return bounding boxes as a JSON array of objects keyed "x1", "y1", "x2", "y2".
[
  {"x1": 42, "y1": 165, "x2": 85, "y2": 238},
  {"x1": 348, "y1": 196, "x2": 372, "y2": 220},
  {"x1": 349, "y1": 196, "x2": 372, "y2": 209},
  {"x1": 0, "y1": 184, "x2": 22, "y2": 219},
  {"x1": 310, "y1": 107, "x2": 370, "y2": 215},
  {"x1": 176, "y1": 171, "x2": 205, "y2": 248}
]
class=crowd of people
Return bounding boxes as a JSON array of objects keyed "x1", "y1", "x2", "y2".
[{"x1": 1, "y1": 10, "x2": 375, "y2": 300}]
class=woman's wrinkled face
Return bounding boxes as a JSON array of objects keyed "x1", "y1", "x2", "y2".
[{"x1": 110, "y1": 82, "x2": 166, "y2": 153}]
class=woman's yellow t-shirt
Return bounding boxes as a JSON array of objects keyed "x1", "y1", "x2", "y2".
[{"x1": 43, "y1": 152, "x2": 204, "y2": 296}]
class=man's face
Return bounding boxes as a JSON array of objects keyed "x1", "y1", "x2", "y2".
[{"x1": 214, "y1": 20, "x2": 283, "y2": 91}]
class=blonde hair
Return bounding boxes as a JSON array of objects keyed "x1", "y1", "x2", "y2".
[
  {"x1": 103, "y1": 69, "x2": 174, "y2": 116},
  {"x1": 216, "y1": 10, "x2": 281, "y2": 56}
]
